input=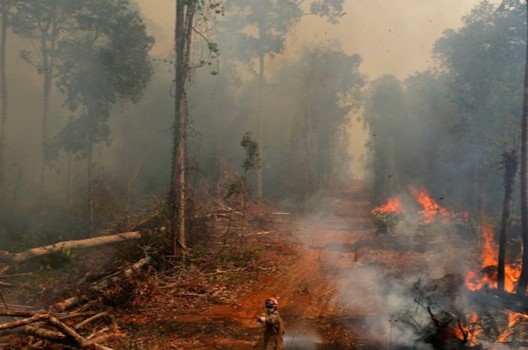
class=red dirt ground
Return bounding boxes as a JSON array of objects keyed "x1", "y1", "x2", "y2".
[
  {"x1": 3, "y1": 180, "x2": 481, "y2": 349},
  {"x1": 112, "y1": 181, "x2": 392, "y2": 349}
]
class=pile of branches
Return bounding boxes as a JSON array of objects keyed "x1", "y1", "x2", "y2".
[{"x1": 0, "y1": 231, "x2": 153, "y2": 349}]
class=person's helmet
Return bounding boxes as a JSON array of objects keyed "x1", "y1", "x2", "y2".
[{"x1": 265, "y1": 297, "x2": 278, "y2": 309}]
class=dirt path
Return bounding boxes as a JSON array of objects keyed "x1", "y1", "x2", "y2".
[{"x1": 118, "y1": 181, "x2": 391, "y2": 349}]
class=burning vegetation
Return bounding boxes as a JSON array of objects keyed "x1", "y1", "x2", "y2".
[{"x1": 370, "y1": 185, "x2": 528, "y2": 348}]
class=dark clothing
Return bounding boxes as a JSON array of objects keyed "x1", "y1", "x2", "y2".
[{"x1": 262, "y1": 309, "x2": 285, "y2": 350}]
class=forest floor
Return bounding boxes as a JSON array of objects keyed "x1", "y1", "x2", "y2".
[
  {"x1": 111, "y1": 183, "x2": 379, "y2": 350},
  {"x1": 3, "y1": 180, "x2": 480, "y2": 349},
  {"x1": 110, "y1": 181, "x2": 410, "y2": 349}
]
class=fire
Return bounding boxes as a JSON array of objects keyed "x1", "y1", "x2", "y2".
[
  {"x1": 370, "y1": 197, "x2": 402, "y2": 215},
  {"x1": 466, "y1": 313, "x2": 481, "y2": 343},
  {"x1": 408, "y1": 186, "x2": 452, "y2": 224},
  {"x1": 464, "y1": 220, "x2": 521, "y2": 293},
  {"x1": 497, "y1": 312, "x2": 528, "y2": 342},
  {"x1": 480, "y1": 221, "x2": 497, "y2": 268},
  {"x1": 370, "y1": 186, "x2": 454, "y2": 224}
]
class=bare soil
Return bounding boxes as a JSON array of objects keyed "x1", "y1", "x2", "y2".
[
  {"x1": 4, "y1": 181, "x2": 475, "y2": 349},
  {"x1": 111, "y1": 181, "x2": 393, "y2": 349}
]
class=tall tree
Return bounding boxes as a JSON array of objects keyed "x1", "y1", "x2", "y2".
[
  {"x1": 170, "y1": 0, "x2": 197, "y2": 256},
  {"x1": 221, "y1": 0, "x2": 344, "y2": 198},
  {"x1": 0, "y1": 0, "x2": 13, "y2": 186},
  {"x1": 12, "y1": 0, "x2": 81, "y2": 199},
  {"x1": 433, "y1": 0, "x2": 525, "y2": 214},
  {"x1": 46, "y1": 0, "x2": 153, "y2": 235},
  {"x1": 274, "y1": 45, "x2": 364, "y2": 200},
  {"x1": 516, "y1": 0, "x2": 528, "y2": 296},
  {"x1": 169, "y1": 0, "x2": 225, "y2": 256},
  {"x1": 498, "y1": 150, "x2": 518, "y2": 292}
]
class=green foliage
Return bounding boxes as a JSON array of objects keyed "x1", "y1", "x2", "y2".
[
  {"x1": 220, "y1": 0, "x2": 344, "y2": 67},
  {"x1": 225, "y1": 132, "x2": 261, "y2": 204},
  {"x1": 44, "y1": 247, "x2": 77, "y2": 269},
  {"x1": 271, "y1": 44, "x2": 364, "y2": 199},
  {"x1": 363, "y1": 0, "x2": 526, "y2": 215},
  {"x1": 225, "y1": 176, "x2": 247, "y2": 199},
  {"x1": 240, "y1": 131, "x2": 262, "y2": 173},
  {"x1": 372, "y1": 211, "x2": 399, "y2": 229},
  {"x1": 39, "y1": 0, "x2": 154, "y2": 160}
]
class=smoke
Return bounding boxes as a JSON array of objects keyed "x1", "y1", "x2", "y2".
[
  {"x1": 291, "y1": 183, "x2": 481, "y2": 348},
  {"x1": 283, "y1": 330, "x2": 322, "y2": 349}
]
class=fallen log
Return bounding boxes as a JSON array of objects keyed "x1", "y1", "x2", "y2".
[
  {"x1": 0, "y1": 310, "x2": 114, "y2": 349},
  {"x1": 466, "y1": 289, "x2": 528, "y2": 314},
  {"x1": 51, "y1": 256, "x2": 152, "y2": 313},
  {"x1": 0, "y1": 231, "x2": 141, "y2": 265}
]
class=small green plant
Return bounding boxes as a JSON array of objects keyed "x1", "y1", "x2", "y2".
[
  {"x1": 226, "y1": 132, "x2": 262, "y2": 209},
  {"x1": 372, "y1": 211, "x2": 399, "y2": 234},
  {"x1": 45, "y1": 247, "x2": 77, "y2": 269}
]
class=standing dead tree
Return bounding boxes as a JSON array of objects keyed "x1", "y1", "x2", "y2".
[{"x1": 498, "y1": 150, "x2": 518, "y2": 292}]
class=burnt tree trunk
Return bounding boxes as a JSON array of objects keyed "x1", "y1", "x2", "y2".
[
  {"x1": 516, "y1": 0, "x2": 528, "y2": 296},
  {"x1": 498, "y1": 150, "x2": 518, "y2": 292}
]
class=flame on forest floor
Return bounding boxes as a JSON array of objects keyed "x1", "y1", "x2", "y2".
[
  {"x1": 371, "y1": 186, "x2": 528, "y2": 344},
  {"x1": 463, "y1": 219, "x2": 526, "y2": 344},
  {"x1": 464, "y1": 313, "x2": 481, "y2": 344},
  {"x1": 408, "y1": 186, "x2": 452, "y2": 224},
  {"x1": 370, "y1": 197, "x2": 402, "y2": 216},
  {"x1": 370, "y1": 186, "x2": 457, "y2": 224},
  {"x1": 464, "y1": 220, "x2": 521, "y2": 293},
  {"x1": 372, "y1": 187, "x2": 528, "y2": 344}
]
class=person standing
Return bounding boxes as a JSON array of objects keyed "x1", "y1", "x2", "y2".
[{"x1": 257, "y1": 297, "x2": 285, "y2": 350}]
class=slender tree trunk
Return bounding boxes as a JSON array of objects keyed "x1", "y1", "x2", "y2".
[
  {"x1": 39, "y1": 33, "x2": 51, "y2": 201},
  {"x1": 87, "y1": 134, "x2": 94, "y2": 237},
  {"x1": 498, "y1": 150, "x2": 518, "y2": 292},
  {"x1": 0, "y1": 3, "x2": 8, "y2": 186},
  {"x1": 170, "y1": 0, "x2": 195, "y2": 257},
  {"x1": 38, "y1": 11, "x2": 57, "y2": 203},
  {"x1": 516, "y1": 0, "x2": 528, "y2": 295},
  {"x1": 256, "y1": 51, "x2": 264, "y2": 199}
]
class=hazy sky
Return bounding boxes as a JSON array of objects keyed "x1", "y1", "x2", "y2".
[
  {"x1": 136, "y1": 0, "x2": 496, "y2": 179},
  {"x1": 138, "y1": 0, "x2": 495, "y2": 79}
]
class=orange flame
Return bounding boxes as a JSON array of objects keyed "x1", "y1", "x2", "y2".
[
  {"x1": 371, "y1": 197, "x2": 402, "y2": 215},
  {"x1": 466, "y1": 313, "x2": 481, "y2": 343},
  {"x1": 481, "y1": 221, "x2": 497, "y2": 268},
  {"x1": 465, "y1": 220, "x2": 521, "y2": 293},
  {"x1": 497, "y1": 312, "x2": 527, "y2": 342},
  {"x1": 408, "y1": 186, "x2": 451, "y2": 224}
]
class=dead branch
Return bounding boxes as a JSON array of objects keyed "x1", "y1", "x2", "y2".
[
  {"x1": 52, "y1": 296, "x2": 82, "y2": 313},
  {"x1": 75, "y1": 312, "x2": 109, "y2": 330},
  {"x1": 0, "y1": 312, "x2": 49, "y2": 330},
  {"x1": 427, "y1": 306, "x2": 450, "y2": 328},
  {"x1": 0, "y1": 231, "x2": 141, "y2": 264},
  {"x1": 0, "y1": 310, "x2": 41, "y2": 318},
  {"x1": 457, "y1": 319, "x2": 468, "y2": 342},
  {"x1": 0, "y1": 311, "x2": 114, "y2": 349}
]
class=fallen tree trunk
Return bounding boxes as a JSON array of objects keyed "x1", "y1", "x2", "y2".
[
  {"x1": 0, "y1": 231, "x2": 141, "y2": 264},
  {"x1": 466, "y1": 289, "x2": 528, "y2": 314}
]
